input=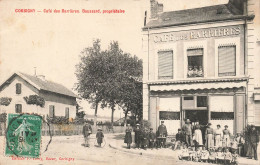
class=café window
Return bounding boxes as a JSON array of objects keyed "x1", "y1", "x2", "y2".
[
  {"x1": 187, "y1": 48, "x2": 203, "y2": 78},
  {"x1": 218, "y1": 46, "x2": 236, "y2": 77},
  {"x1": 16, "y1": 83, "x2": 22, "y2": 94},
  {"x1": 15, "y1": 104, "x2": 22, "y2": 113},
  {"x1": 159, "y1": 111, "x2": 180, "y2": 120},
  {"x1": 49, "y1": 105, "x2": 55, "y2": 118},
  {"x1": 158, "y1": 51, "x2": 173, "y2": 79},
  {"x1": 197, "y1": 96, "x2": 207, "y2": 107}
]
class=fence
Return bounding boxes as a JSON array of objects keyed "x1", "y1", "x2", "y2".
[{"x1": 0, "y1": 122, "x2": 125, "y2": 136}]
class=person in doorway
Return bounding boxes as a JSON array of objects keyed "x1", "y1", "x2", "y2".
[
  {"x1": 249, "y1": 125, "x2": 259, "y2": 160},
  {"x1": 124, "y1": 124, "x2": 132, "y2": 149},
  {"x1": 215, "y1": 124, "x2": 223, "y2": 148},
  {"x1": 134, "y1": 123, "x2": 142, "y2": 149},
  {"x1": 193, "y1": 125, "x2": 203, "y2": 150},
  {"x1": 223, "y1": 125, "x2": 231, "y2": 148},
  {"x1": 82, "y1": 122, "x2": 92, "y2": 147},
  {"x1": 157, "y1": 121, "x2": 168, "y2": 148},
  {"x1": 205, "y1": 123, "x2": 214, "y2": 149},
  {"x1": 182, "y1": 119, "x2": 193, "y2": 147},
  {"x1": 96, "y1": 128, "x2": 104, "y2": 147}
]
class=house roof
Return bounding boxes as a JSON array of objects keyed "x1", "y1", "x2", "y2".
[
  {"x1": 143, "y1": 3, "x2": 254, "y2": 30},
  {"x1": 0, "y1": 72, "x2": 78, "y2": 98}
]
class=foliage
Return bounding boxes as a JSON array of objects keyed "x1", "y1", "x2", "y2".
[
  {"x1": 0, "y1": 113, "x2": 7, "y2": 122},
  {"x1": 140, "y1": 120, "x2": 151, "y2": 129},
  {"x1": 47, "y1": 116, "x2": 69, "y2": 124},
  {"x1": 0, "y1": 97, "x2": 12, "y2": 106},
  {"x1": 75, "y1": 39, "x2": 143, "y2": 127},
  {"x1": 76, "y1": 111, "x2": 86, "y2": 119},
  {"x1": 24, "y1": 95, "x2": 45, "y2": 107}
]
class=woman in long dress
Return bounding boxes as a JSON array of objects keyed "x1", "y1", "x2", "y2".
[
  {"x1": 124, "y1": 124, "x2": 132, "y2": 149},
  {"x1": 193, "y1": 125, "x2": 203, "y2": 150}
]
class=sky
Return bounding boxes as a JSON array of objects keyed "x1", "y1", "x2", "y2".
[{"x1": 0, "y1": 0, "x2": 228, "y2": 118}]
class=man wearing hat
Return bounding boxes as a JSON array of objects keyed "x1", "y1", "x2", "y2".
[
  {"x1": 157, "y1": 121, "x2": 168, "y2": 147},
  {"x1": 148, "y1": 128, "x2": 156, "y2": 149},
  {"x1": 223, "y1": 125, "x2": 231, "y2": 148},
  {"x1": 182, "y1": 119, "x2": 193, "y2": 147},
  {"x1": 134, "y1": 123, "x2": 142, "y2": 149},
  {"x1": 205, "y1": 123, "x2": 214, "y2": 149},
  {"x1": 82, "y1": 122, "x2": 92, "y2": 147},
  {"x1": 249, "y1": 125, "x2": 259, "y2": 160}
]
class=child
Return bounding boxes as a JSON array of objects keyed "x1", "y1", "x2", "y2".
[
  {"x1": 208, "y1": 148, "x2": 217, "y2": 163},
  {"x1": 230, "y1": 138, "x2": 238, "y2": 154},
  {"x1": 200, "y1": 147, "x2": 209, "y2": 162},
  {"x1": 232, "y1": 150, "x2": 239, "y2": 165},
  {"x1": 194, "y1": 147, "x2": 201, "y2": 162},
  {"x1": 178, "y1": 145, "x2": 190, "y2": 161},
  {"x1": 96, "y1": 128, "x2": 104, "y2": 147},
  {"x1": 216, "y1": 147, "x2": 224, "y2": 164},
  {"x1": 189, "y1": 147, "x2": 196, "y2": 161},
  {"x1": 224, "y1": 147, "x2": 232, "y2": 165}
]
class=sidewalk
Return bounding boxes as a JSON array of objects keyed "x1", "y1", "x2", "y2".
[{"x1": 107, "y1": 133, "x2": 260, "y2": 165}]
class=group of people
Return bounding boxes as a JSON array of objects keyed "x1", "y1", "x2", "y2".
[
  {"x1": 82, "y1": 122, "x2": 104, "y2": 147},
  {"x1": 124, "y1": 121, "x2": 168, "y2": 149}
]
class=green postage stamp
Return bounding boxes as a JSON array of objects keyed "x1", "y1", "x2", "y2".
[{"x1": 5, "y1": 114, "x2": 42, "y2": 158}]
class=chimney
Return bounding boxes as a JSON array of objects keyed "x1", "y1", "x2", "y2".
[
  {"x1": 150, "y1": 0, "x2": 163, "y2": 19},
  {"x1": 37, "y1": 75, "x2": 46, "y2": 81}
]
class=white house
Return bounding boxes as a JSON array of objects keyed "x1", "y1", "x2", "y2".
[{"x1": 0, "y1": 72, "x2": 78, "y2": 120}]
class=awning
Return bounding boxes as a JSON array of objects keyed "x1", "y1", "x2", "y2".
[{"x1": 150, "y1": 81, "x2": 246, "y2": 92}]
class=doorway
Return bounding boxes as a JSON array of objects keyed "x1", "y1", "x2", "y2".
[{"x1": 185, "y1": 110, "x2": 208, "y2": 125}]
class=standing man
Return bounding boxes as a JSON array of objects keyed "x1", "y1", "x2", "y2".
[
  {"x1": 182, "y1": 119, "x2": 193, "y2": 147},
  {"x1": 223, "y1": 125, "x2": 231, "y2": 148},
  {"x1": 157, "y1": 121, "x2": 168, "y2": 147},
  {"x1": 82, "y1": 122, "x2": 92, "y2": 147},
  {"x1": 205, "y1": 123, "x2": 214, "y2": 149},
  {"x1": 249, "y1": 125, "x2": 259, "y2": 160},
  {"x1": 134, "y1": 123, "x2": 141, "y2": 149}
]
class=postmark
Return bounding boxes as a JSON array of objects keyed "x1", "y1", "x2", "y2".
[{"x1": 5, "y1": 113, "x2": 42, "y2": 158}]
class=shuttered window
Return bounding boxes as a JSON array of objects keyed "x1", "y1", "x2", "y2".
[
  {"x1": 158, "y1": 51, "x2": 173, "y2": 79},
  {"x1": 49, "y1": 105, "x2": 55, "y2": 118},
  {"x1": 16, "y1": 83, "x2": 21, "y2": 94},
  {"x1": 15, "y1": 104, "x2": 22, "y2": 113},
  {"x1": 218, "y1": 46, "x2": 236, "y2": 76}
]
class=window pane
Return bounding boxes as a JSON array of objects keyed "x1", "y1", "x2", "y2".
[
  {"x1": 159, "y1": 111, "x2": 180, "y2": 120},
  {"x1": 158, "y1": 51, "x2": 173, "y2": 79},
  {"x1": 197, "y1": 96, "x2": 207, "y2": 107},
  {"x1": 218, "y1": 46, "x2": 236, "y2": 76},
  {"x1": 15, "y1": 104, "x2": 22, "y2": 113},
  {"x1": 211, "y1": 112, "x2": 234, "y2": 120},
  {"x1": 16, "y1": 83, "x2": 21, "y2": 94},
  {"x1": 187, "y1": 49, "x2": 203, "y2": 78},
  {"x1": 184, "y1": 96, "x2": 193, "y2": 100}
]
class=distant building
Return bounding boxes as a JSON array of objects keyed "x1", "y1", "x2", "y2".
[
  {"x1": 142, "y1": 0, "x2": 260, "y2": 135},
  {"x1": 0, "y1": 72, "x2": 78, "y2": 120}
]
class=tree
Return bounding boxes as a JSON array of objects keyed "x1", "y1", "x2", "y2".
[{"x1": 75, "y1": 39, "x2": 142, "y2": 129}]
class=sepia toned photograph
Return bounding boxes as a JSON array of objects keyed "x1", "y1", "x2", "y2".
[{"x1": 0, "y1": 0, "x2": 259, "y2": 164}]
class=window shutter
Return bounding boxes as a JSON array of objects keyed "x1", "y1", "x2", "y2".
[
  {"x1": 15, "y1": 104, "x2": 22, "y2": 113},
  {"x1": 65, "y1": 107, "x2": 69, "y2": 118},
  {"x1": 158, "y1": 51, "x2": 173, "y2": 79},
  {"x1": 187, "y1": 48, "x2": 203, "y2": 56},
  {"x1": 218, "y1": 46, "x2": 236, "y2": 76},
  {"x1": 49, "y1": 105, "x2": 55, "y2": 118},
  {"x1": 16, "y1": 83, "x2": 21, "y2": 94}
]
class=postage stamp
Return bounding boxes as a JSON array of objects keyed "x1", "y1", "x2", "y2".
[{"x1": 5, "y1": 114, "x2": 42, "y2": 158}]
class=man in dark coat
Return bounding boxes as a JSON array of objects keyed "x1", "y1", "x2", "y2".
[
  {"x1": 134, "y1": 124, "x2": 141, "y2": 149},
  {"x1": 148, "y1": 128, "x2": 156, "y2": 149},
  {"x1": 96, "y1": 128, "x2": 104, "y2": 147},
  {"x1": 249, "y1": 125, "x2": 259, "y2": 160},
  {"x1": 82, "y1": 122, "x2": 92, "y2": 147},
  {"x1": 142, "y1": 128, "x2": 149, "y2": 150},
  {"x1": 157, "y1": 121, "x2": 168, "y2": 148},
  {"x1": 124, "y1": 124, "x2": 132, "y2": 149},
  {"x1": 182, "y1": 119, "x2": 193, "y2": 147}
]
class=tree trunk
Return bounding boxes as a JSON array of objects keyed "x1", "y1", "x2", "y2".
[
  {"x1": 94, "y1": 102, "x2": 98, "y2": 132},
  {"x1": 111, "y1": 103, "x2": 115, "y2": 129},
  {"x1": 124, "y1": 110, "x2": 128, "y2": 129}
]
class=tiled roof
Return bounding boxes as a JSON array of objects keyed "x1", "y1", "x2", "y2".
[
  {"x1": 19, "y1": 72, "x2": 78, "y2": 98},
  {"x1": 144, "y1": 4, "x2": 251, "y2": 29}
]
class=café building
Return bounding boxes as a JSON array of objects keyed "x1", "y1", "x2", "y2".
[{"x1": 142, "y1": 0, "x2": 259, "y2": 135}]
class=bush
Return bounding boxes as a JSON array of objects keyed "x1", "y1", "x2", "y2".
[
  {"x1": 0, "y1": 97, "x2": 12, "y2": 106},
  {"x1": 24, "y1": 95, "x2": 45, "y2": 107},
  {"x1": 47, "y1": 116, "x2": 69, "y2": 124},
  {"x1": 0, "y1": 113, "x2": 7, "y2": 122}
]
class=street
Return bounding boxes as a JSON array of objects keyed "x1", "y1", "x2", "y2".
[{"x1": 0, "y1": 134, "x2": 212, "y2": 165}]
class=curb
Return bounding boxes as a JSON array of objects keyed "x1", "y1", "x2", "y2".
[{"x1": 108, "y1": 143, "x2": 180, "y2": 161}]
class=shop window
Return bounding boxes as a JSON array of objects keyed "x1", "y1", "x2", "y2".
[
  {"x1": 159, "y1": 111, "x2": 180, "y2": 120},
  {"x1": 15, "y1": 104, "x2": 22, "y2": 113},
  {"x1": 187, "y1": 48, "x2": 203, "y2": 78},
  {"x1": 211, "y1": 112, "x2": 234, "y2": 120},
  {"x1": 16, "y1": 83, "x2": 22, "y2": 94},
  {"x1": 158, "y1": 51, "x2": 173, "y2": 79},
  {"x1": 49, "y1": 105, "x2": 55, "y2": 118},
  {"x1": 197, "y1": 96, "x2": 207, "y2": 107},
  {"x1": 218, "y1": 46, "x2": 236, "y2": 77},
  {"x1": 65, "y1": 107, "x2": 69, "y2": 118}
]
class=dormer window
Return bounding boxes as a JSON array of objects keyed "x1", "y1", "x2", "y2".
[{"x1": 16, "y1": 83, "x2": 22, "y2": 94}]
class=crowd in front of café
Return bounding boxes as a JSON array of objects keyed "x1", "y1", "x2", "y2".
[{"x1": 123, "y1": 119, "x2": 259, "y2": 164}]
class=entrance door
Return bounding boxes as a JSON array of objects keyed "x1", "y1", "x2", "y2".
[{"x1": 185, "y1": 110, "x2": 208, "y2": 125}]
